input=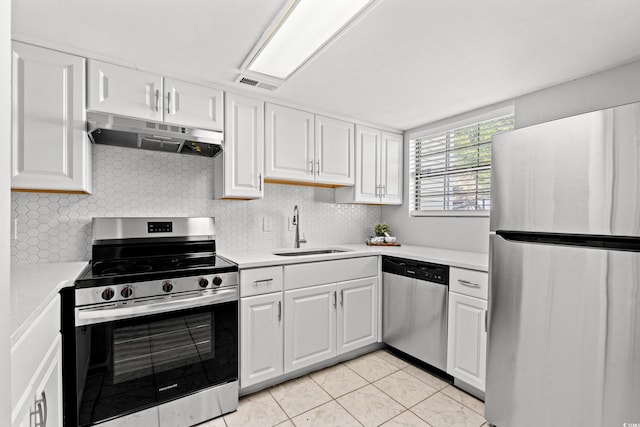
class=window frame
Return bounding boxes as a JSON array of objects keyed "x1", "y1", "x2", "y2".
[{"x1": 408, "y1": 105, "x2": 514, "y2": 218}]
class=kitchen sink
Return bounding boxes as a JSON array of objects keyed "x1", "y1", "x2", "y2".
[{"x1": 273, "y1": 248, "x2": 352, "y2": 256}]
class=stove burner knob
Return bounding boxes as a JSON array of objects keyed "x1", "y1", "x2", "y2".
[
  {"x1": 121, "y1": 286, "x2": 133, "y2": 298},
  {"x1": 212, "y1": 276, "x2": 223, "y2": 287},
  {"x1": 198, "y1": 278, "x2": 209, "y2": 288},
  {"x1": 162, "y1": 281, "x2": 174, "y2": 293},
  {"x1": 101, "y1": 288, "x2": 115, "y2": 301}
]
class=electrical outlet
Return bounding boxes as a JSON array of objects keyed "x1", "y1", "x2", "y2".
[{"x1": 262, "y1": 216, "x2": 273, "y2": 232}]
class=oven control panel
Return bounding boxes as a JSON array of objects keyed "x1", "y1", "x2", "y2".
[
  {"x1": 76, "y1": 271, "x2": 239, "y2": 306},
  {"x1": 147, "y1": 221, "x2": 173, "y2": 233}
]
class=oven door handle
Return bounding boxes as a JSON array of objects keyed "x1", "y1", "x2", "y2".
[{"x1": 75, "y1": 288, "x2": 238, "y2": 326}]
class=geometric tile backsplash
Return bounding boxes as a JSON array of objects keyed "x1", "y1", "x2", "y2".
[{"x1": 11, "y1": 145, "x2": 382, "y2": 264}]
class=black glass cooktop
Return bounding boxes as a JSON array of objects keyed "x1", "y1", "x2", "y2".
[{"x1": 75, "y1": 254, "x2": 237, "y2": 288}]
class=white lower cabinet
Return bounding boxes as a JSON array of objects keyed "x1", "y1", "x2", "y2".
[
  {"x1": 447, "y1": 291, "x2": 487, "y2": 391},
  {"x1": 240, "y1": 293, "x2": 283, "y2": 388},
  {"x1": 337, "y1": 277, "x2": 377, "y2": 354},
  {"x1": 240, "y1": 258, "x2": 379, "y2": 389},
  {"x1": 284, "y1": 283, "x2": 337, "y2": 373},
  {"x1": 284, "y1": 277, "x2": 378, "y2": 373},
  {"x1": 12, "y1": 296, "x2": 62, "y2": 427}
]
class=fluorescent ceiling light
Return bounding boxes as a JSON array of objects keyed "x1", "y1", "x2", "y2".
[{"x1": 247, "y1": 0, "x2": 374, "y2": 80}]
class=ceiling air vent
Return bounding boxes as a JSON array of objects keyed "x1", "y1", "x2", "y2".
[{"x1": 235, "y1": 74, "x2": 280, "y2": 91}]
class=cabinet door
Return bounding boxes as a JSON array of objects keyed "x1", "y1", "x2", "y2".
[
  {"x1": 215, "y1": 94, "x2": 263, "y2": 199},
  {"x1": 354, "y1": 125, "x2": 381, "y2": 203},
  {"x1": 447, "y1": 292, "x2": 487, "y2": 391},
  {"x1": 265, "y1": 103, "x2": 315, "y2": 183},
  {"x1": 11, "y1": 42, "x2": 91, "y2": 193},
  {"x1": 284, "y1": 283, "x2": 336, "y2": 373},
  {"x1": 164, "y1": 78, "x2": 223, "y2": 130},
  {"x1": 33, "y1": 335, "x2": 62, "y2": 427},
  {"x1": 337, "y1": 277, "x2": 377, "y2": 355},
  {"x1": 241, "y1": 293, "x2": 283, "y2": 388},
  {"x1": 380, "y1": 131, "x2": 403, "y2": 205},
  {"x1": 315, "y1": 115, "x2": 354, "y2": 185},
  {"x1": 88, "y1": 60, "x2": 163, "y2": 121},
  {"x1": 13, "y1": 335, "x2": 62, "y2": 427}
]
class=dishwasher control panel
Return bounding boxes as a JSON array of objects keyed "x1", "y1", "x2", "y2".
[{"x1": 382, "y1": 256, "x2": 449, "y2": 285}]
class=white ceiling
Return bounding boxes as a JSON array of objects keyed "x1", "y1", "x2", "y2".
[{"x1": 12, "y1": 0, "x2": 640, "y2": 130}]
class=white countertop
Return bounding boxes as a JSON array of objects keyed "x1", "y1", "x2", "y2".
[
  {"x1": 10, "y1": 261, "x2": 88, "y2": 346},
  {"x1": 220, "y1": 243, "x2": 488, "y2": 272},
  {"x1": 9, "y1": 245, "x2": 486, "y2": 345}
]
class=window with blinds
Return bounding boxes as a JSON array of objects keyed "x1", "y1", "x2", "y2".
[{"x1": 409, "y1": 114, "x2": 514, "y2": 215}]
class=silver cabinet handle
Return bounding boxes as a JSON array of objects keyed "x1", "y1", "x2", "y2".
[
  {"x1": 252, "y1": 279, "x2": 273, "y2": 286},
  {"x1": 375, "y1": 185, "x2": 379, "y2": 197},
  {"x1": 278, "y1": 300, "x2": 282, "y2": 321},
  {"x1": 308, "y1": 160, "x2": 314, "y2": 174},
  {"x1": 340, "y1": 289, "x2": 344, "y2": 306},
  {"x1": 485, "y1": 310, "x2": 488, "y2": 333},
  {"x1": 154, "y1": 89, "x2": 160, "y2": 112},
  {"x1": 381, "y1": 185, "x2": 386, "y2": 197},
  {"x1": 332, "y1": 291, "x2": 337, "y2": 308},
  {"x1": 166, "y1": 91, "x2": 171, "y2": 114},
  {"x1": 258, "y1": 172, "x2": 263, "y2": 192},
  {"x1": 458, "y1": 279, "x2": 480, "y2": 288},
  {"x1": 316, "y1": 160, "x2": 320, "y2": 176}
]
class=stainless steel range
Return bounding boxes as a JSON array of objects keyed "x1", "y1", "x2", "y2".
[{"x1": 62, "y1": 217, "x2": 239, "y2": 427}]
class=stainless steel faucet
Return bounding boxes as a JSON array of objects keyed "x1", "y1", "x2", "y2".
[{"x1": 293, "y1": 205, "x2": 307, "y2": 248}]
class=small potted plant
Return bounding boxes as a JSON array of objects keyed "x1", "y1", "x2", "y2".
[{"x1": 374, "y1": 223, "x2": 391, "y2": 236}]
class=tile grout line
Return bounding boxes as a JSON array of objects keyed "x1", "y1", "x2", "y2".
[
  {"x1": 268, "y1": 375, "x2": 335, "y2": 424},
  {"x1": 266, "y1": 386, "x2": 295, "y2": 426}
]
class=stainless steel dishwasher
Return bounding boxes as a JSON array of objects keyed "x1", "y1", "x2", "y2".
[{"x1": 382, "y1": 256, "x2": 449, "y2": 371}]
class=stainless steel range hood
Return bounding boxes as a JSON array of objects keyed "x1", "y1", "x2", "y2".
[{"x1": 87, "y1": 111, "x2": 224, "y2": 158}]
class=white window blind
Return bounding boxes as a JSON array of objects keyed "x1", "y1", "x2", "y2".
[{"x1": 409, "y1": 114, "x2": 514, "y2": 215}]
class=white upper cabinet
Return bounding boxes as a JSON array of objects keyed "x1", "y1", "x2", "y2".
[
  {"x1": 264, "y1": 103, "x2": 354, "y2": 186},
  {"x1": 88, "y1": 60, "x2": 223, "y2": 131},
  {"x1": 214, "y1": 93, "x2": 264, "y2": 199},
  {"x1": 265, "y1": 103, "x2": 315, "y2": 182},
  {"x1": 88, "y1": 60, "x2": 163, "y2": 121},
  {"x1": 380, "y1": 131, "x2": 403, "y2": 204},
  {"x1": 164, "y1": 78, "x2": 223, "y2": 129},
  {"x1": 11, "y1": 42, "x2": 92, "y2": 193},
  {"x1": 315, "y1": 115, "x2": 354, "y2": 185},
  {"x1": 356, "y1": 125, "x2": 380, "y2": 203},
  {"x1": 335, "y1": 126, "x2": 403, "y2": 205}
]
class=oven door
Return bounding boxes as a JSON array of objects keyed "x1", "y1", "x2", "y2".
[{"x1": 72, "y1": 291, "x2": 238, "y2": 427}]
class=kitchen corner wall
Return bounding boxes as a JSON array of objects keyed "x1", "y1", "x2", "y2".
[{"x1": 11, "y1": 145, "x2": 381, "y2": 264}]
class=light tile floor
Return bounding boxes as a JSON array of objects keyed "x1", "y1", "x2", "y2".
[{"x1": 197, "y1": 349, "x2": 488, "y2": 427}]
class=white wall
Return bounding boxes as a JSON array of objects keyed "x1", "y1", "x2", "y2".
[
  {"x1": 515, "y1": 59, "x2": 640, "y2": 129},
  {"x1": 1, "y1": 0, "x2": 12, "y2": 423},
  {"x1": 383, "y1": 58, "x2": 640, "y2": 254}
]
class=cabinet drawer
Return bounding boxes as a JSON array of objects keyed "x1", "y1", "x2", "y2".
[
  {"x1": 11, "y1": 294, "x2": 60, "y2": 410},
  {"x1": 284, "y1": 257, "x2": 378, "y2": 291},
  {"x1": 240, "y1": 266, "x2": 283, "y2": 297},
  {"x1": 450, "y1": 267, "x2": 488, "y2": 300}
]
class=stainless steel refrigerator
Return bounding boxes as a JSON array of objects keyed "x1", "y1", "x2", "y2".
[{"x1": 486, "y1": 102, "x2": 640, "y2": 427}]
